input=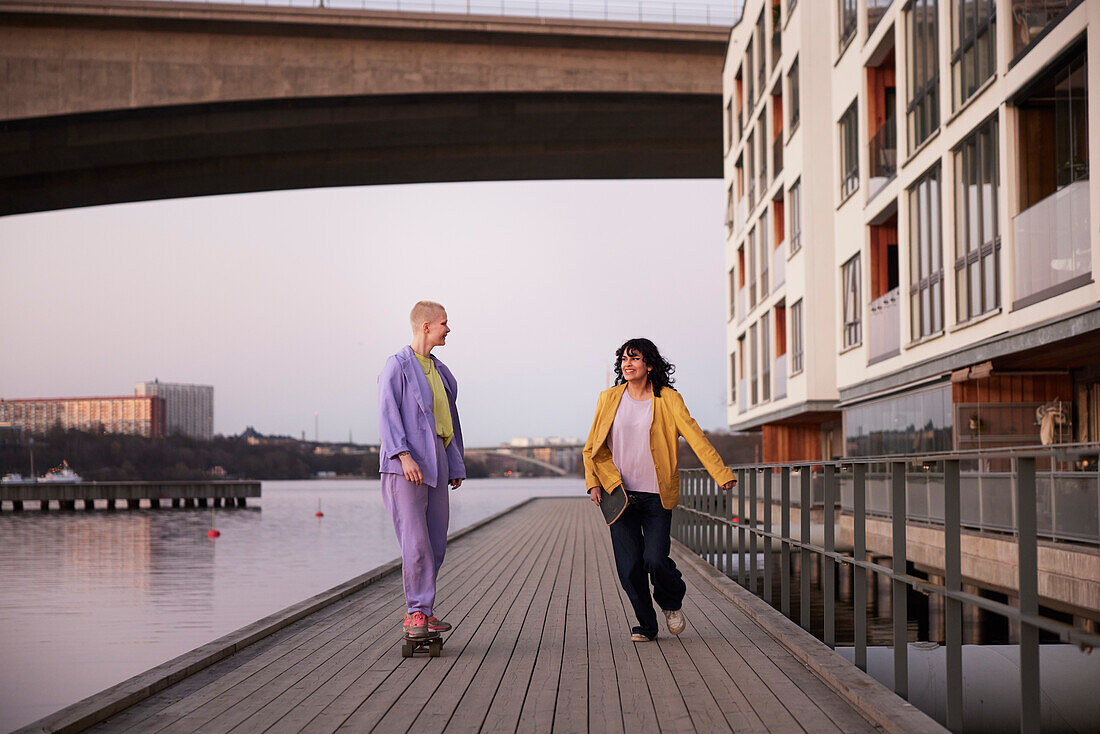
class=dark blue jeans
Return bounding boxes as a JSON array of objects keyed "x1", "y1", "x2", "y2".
[{"x1": 608, "y1": 490, "x2": 686, "y2": 637}]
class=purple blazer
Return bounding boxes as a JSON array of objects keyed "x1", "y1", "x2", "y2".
[{"x1": 377, "y1": 345, "x2": 466, "y2": 488}]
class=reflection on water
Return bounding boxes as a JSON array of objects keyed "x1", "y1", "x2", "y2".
[{"x1": 0, "y1": 477, "x2": 584, "y2": 731}]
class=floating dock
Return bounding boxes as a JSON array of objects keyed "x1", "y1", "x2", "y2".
[
  {"x1": 0, "y1": 480, "x2": 260, "y2": 511},
  {"x1": 20, "y1": 498, "x2": 942, "y2": 733}
]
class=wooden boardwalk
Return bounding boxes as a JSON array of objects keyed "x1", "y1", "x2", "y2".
[{"x1": 63, "y1": 498, "x2": 938, "y2": 734}]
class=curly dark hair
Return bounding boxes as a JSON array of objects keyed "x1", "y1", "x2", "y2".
[{"x1": 613, "y1": 338, "x2": 676, "y2": 397}]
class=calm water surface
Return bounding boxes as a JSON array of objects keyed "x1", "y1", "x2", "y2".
[{"x1": 0, "y1": 477, "x2": 584, "y2": 731}]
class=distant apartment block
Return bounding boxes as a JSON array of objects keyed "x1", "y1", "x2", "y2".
[
  {"x1": 0, "y1": 396, "x2": 166, "y2": 437},
  {"x1": 135, "y1": 381, "x2": 214, "y2": 440},
  {"x1": 724, "y1": 0, "x2": 1097, "y2": 460}
]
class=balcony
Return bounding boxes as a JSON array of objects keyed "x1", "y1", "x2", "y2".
[
  {"x1": 738, "y1": 378, "x2": 747, "y2": 413},
  {"x1": 1013, "y1": 179, "x2": 1091, "y2": 308},
  {"x1": 738, "y1": 287, "x2": 747, "y2": 324},
  {"x1": 868, "y1": 287, "x2": 900, "y2": 365},
  {"x1": 772, "y1": 136, "x2": 783, "y2": 177},
  {"x1": 773, "y1": 241, "x2": 786, "y2": 289},
  {"x1": 868, "y1": 114, "x2": 896, "y2": 201},
  {"x1": 736, "y1": 197, "x2": 747, "y2": 234},
  {"x1": 774, "y1": 354, "x2": 787, "y2": 400}
]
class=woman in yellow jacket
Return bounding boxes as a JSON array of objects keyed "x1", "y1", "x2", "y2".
[{"x1": 584, "y1": 338, "x2": 735, "y2": 641}]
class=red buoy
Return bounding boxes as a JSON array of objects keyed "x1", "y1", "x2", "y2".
[{"x1": 208, "y1": 529, "x2": 221, "y2": 538}]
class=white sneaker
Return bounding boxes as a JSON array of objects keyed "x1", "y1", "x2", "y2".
[{"x1": 663, "y1": 609, "x2": 686, "y2": 635}]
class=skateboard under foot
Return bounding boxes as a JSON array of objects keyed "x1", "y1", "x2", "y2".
[{"x1": 402, "y1": 632, "x2": 443, "y2": 658}]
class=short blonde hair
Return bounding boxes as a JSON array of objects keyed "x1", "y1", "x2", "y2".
[{"x1": 409, "y1": 300, "x2": 445, "y2": 331}]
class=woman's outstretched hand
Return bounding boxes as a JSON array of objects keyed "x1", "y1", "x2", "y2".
[
  {"x1": 588, "y1": 487, "x2": 602, "y2": 506},
  {"x1": 721, "y1": 480, "x2": 736, "y2": 491}
]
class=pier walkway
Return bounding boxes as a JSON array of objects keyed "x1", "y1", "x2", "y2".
[{"x1": 30, "y1": 498, "x2": 941, "y2": 733}]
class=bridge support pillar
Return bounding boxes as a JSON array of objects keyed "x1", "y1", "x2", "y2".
[
  {"x1": 84, "y1": 499, "x2": 96, "y2": 511},
  {"x1": 12, "y1": 500, "x2": 23, "y2": 512}
]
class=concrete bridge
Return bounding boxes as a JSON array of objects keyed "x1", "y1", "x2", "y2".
[{"x1": 0, "y1": 0, "x2": 728, "y2": 215}]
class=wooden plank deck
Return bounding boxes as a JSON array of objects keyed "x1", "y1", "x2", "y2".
[{"x1": 57, "y1": 497, "x2": 941, "y2": 734}]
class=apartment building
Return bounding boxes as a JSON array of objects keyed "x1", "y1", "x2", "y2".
[
  {"x1": 725, "y1": 0, "x2": 1097, "y2": 461},
  {"x1": 0, "y1": 396, "x2": 166, "y2": 437},
  {"x1": 134, "y1": 381, "x2": 214, "y2": 440}
]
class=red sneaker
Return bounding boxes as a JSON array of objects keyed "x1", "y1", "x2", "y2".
[
  {"x1": 404, "y1": 611, "x2": 429, "y2": 638},
  {"x1": 427, "y1": 616, "x2": 451, "y2": 632}
]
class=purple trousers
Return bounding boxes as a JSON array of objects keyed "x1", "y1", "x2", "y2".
[{"x1": 380, "y1": 435, "x2": 450, "y2": 616}]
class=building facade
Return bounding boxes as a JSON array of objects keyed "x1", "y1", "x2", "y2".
[
  {"x1": 134, "y1": 381, "x2": 214, "y2": 440},
  {"x1": 725, "y1": 0, "x2": 1098, "y2": 460},
  {"x1": 0, "y1": 396, "x2": 166, "y2": 437}
]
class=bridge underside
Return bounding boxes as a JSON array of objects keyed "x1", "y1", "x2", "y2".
[{"x1": 0, "y1": 91, "x2": 720, "y2": 216}]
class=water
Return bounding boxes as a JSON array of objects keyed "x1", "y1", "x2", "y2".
[{"x1": 0, "y1": 477, "x2": 584, "y2": 731}]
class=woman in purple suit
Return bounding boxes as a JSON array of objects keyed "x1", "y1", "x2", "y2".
[{"x1": 378, "y1": 300, "x2": 466, "y2": 639}]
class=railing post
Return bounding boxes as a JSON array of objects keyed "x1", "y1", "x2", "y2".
[
  {"x1": 944, "y1": 459, "x2": 963, "y2": 731},
  {"x1": 800, "y1": 466, "x2": 811, "y2": 631},
  {"x1": 892, "y1": 461, "x2": 908, "y2": 699},
  {"x1": 738, "y1": 468, "x2": 747, "y2": 587},
  {"x1": 1017, "y1": 456, "x2": 1040, "y2": 734},
  {"x1": 749, "y1": 467, "x2": 758, "y2": 595},
  {"x1": 823, "y1": 463, "x2": 836, "y2": 648},
  {"x1": 781, "y1": 466, "x2": 791, "y2": 617},
  {"x1": 724, "y1": 469, "x2": 733, "y2": 578},
  {"x1": 763, "y1": 467, "x2": 773, "y2": 606},
  {"x1": 853, "y1": 462, "x2": 867, "y2": 672}
]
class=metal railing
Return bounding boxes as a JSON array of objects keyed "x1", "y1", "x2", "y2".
[
  {"x1": 675, "y1": 444, "x2": 1100, "y2": 734},
  {"x1": 145, "y1": 0, "x2": 737, "y2": 25}
]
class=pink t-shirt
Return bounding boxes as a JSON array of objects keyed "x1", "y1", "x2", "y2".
[{"x1": 607, "y1": 391, "x2": 659, "y2": 494}]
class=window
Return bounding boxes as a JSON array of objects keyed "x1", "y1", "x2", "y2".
[
  {"x1": 788, "y1": 180, "x2": 802, "y2": 253},
  {"x1": 725, "y1": 184, "x2": 736, "y2": 232},
  {"x1": 838, "y1": 0, "x2": 857, "y2": 54},
  {"x1": 746, "y1": 42, "x2": 755, "y2": 112},
  {"x1": 954, "y1": 116, "x2": 1000, "y2": 321},
  {"x1": 839, "y1": 102, "x2": 859, "y2": 200},
  {"x1": 757, "y1": 11, "x2": 767, "y2": 94},
  {"x1": 787, "y1": 58, "x2": 800, "y2": 130},
  {"x1": 906, "y1": 0, "x2": 940, "y2": 152},
  {"x1": 748, "y1": 225, "x2": 758, "y2": 307},
  {"x1": 757, "y1": 115, "x2": 768, "y2": 191},
  {"x1": 750, "y1": 323, "x2": 759, "y2": 405},
  {"x1": 791, "y1": 300, "x2": 804, "y2": 373},
  {"x1": 842, "y1": 254, "x2": 862, "y2": 347},
  {"x1": 728, "y1": 266, "x2": 737, "y2": 320},
  {"x1": 747, "y1": 131, "x2": 756, "y2": 209},
  {"x1": 951, "y1": 0, "x2": 996, "y2": 110},
  {"x1": 760, "y1": 211, "x2": 770, "y2": 296},
  {"x1": 1012, "y1": 0, "x2": 1080, "y2": 59},
  {"x1": 761, "y1": 312, "x2": 772, "y2": 401},
  {"x1": 908, "y1": 164, "x2": 944, "y2": 338},
  {"x1": 725, "y1": 98, "x2": 734, "y2": 152},
  {"x1": 729, "y1": 352, "x2": 738, "y2": 405}
]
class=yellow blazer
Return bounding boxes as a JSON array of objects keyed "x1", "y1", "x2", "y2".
[{"x1": 582, "y1": 383, "x2": 736, "y2": 509}]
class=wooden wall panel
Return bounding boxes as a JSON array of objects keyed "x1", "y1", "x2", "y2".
[{"x1": 762, "y1": 423, "x2": 821, "y2": 463}]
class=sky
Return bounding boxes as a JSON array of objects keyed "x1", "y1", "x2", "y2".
[{"x1": 0, "y1": 179, "x2": 732, "y2": 446}]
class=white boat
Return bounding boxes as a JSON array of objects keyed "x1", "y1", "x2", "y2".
[
  {"x1": 39, "y1": 461, "x2": 82, "y2": 483},
  {"x1": 1, "y1": 473, "x2": 25, "y2": 483}
]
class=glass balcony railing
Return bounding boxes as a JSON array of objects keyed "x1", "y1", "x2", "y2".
[
  {"x1": 747, "y1": 178, "x2": 756, "y2": 212},
  {"x1": 738, "y1": 378, "x2": 747, "y2": 413},
  {"x1": 774, "y1": 354, "x2": 787, "y2": 400},
  {"x1": 868, "y1": 114, "x2": 896, "y2": 200},
  {"x1": 738, "y1": 287, "x2": 746, "y2": 324},
  {"x1": 772, "y1": 241, "x2": 785, "y2": 289},
  {"x1": 736, "y1": 197, "x2": 746, "y2": 234},
  {"x1": 868, "y1": 286, "x2": 900, "y2": 364},
  {"x1": 1013, "y1": 179, "x2": 1091, "y2": 307}
]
